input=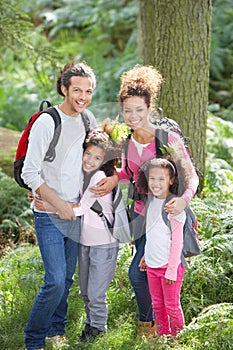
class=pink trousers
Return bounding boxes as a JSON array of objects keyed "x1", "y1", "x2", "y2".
[{"x1": 147, "y1": 263, "x2": 186, "y2": 336}]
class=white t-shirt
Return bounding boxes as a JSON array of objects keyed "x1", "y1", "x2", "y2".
[
  {"x1": 145, "y1": 196, "x2": 186, "y2": 268},
  {"x1": 131, "y1": 135, "x2": 150, "y2": 157},
  {"x1": 21, "y1": 106, "x2": 97, "y2": 203}
]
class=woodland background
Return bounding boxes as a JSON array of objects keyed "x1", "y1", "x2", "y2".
[{"x1": 0, "y1": 0, "x2": 233, "y2": 349}]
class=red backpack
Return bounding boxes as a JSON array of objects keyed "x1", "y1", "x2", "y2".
[{"x1": 14, "y1": 100, "x2": 90, "y2": 190}]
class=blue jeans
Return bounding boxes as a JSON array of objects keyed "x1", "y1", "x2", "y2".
[
  {"x1": 128, "y1": 211, "x2": 153, "y2": 322},
  {"x1": 25, "y1": 212, "x2": 80, "y2": 349}
]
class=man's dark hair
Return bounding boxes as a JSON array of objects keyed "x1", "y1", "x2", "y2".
[{"x1": 56, "y1": 62, "x2": 96, "y2": 96}]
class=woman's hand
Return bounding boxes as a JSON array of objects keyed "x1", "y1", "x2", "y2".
[
  {"x1": 89, "y1": 174, "x2": 119, "y2": 197},
  {"x1": 164, "y1": 197, "x2": 186, "y2": 216},
  {"x1": 139, "y1": 255, "x2": 147, "y2": 272}
]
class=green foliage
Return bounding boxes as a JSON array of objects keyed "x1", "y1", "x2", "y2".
[
  {"x1": 0, "y1": 0, "x2": 140, "y2": 131},
  {"x1": 182, "y1": 232, "x2": 233, "y2": 323},
  {"x1": 179, "y1": 304, "x2": 233, "y2": 350},
  {"x1": 0, "y1": 245, "x2": 43, "y2": 349},
  {"x1": 0, "y1": 0, "x2": 233, "y2": 131},
  {"x1": 0, "y1": 0, "x2": 60, "y2": 72},
  {"x1": 0, "y1": 244, "x2": 232, "y2": 349},
  {"x1": 109, "y1": 117, "x2": 132, "y2": 144},
  {"x1": 209, "y1": 0, "x2": 233, "y2": 121},
  {"x1": 0, "y1": 168, "x2": 34, "y2": 246},
  {"x1": 0, "y1": 68, "x2": 61, "y2": 131},
  {"x1": 206, "y1": 113, "x2": 233, "y2": 168},
  {"x1": 49, "y1": 0, "x2": 140, "y2": 105},
  {"x1": 0, "y1": 0, "x2": 33, "y2": 53}
]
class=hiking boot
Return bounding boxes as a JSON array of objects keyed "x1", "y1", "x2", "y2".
[{"x1": 137, "y1": 320, "x2": 157, "y2": 339}]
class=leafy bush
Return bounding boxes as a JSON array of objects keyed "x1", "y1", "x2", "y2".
[
  {"x1": 0, "y1": 0, "x2": 140, "y2": 131},
  {"x1": 210, "y1": 0, "x2": 233, "y2": 110},
  {"x1": 182, "y1": 231, "x2": 233, "y2": 323},
  {"x1": 0, "y1": 168, "x2": 35, "y2": 252},
  {"x1": 180, "y1": 303, "x2": 233, "y2": 350}
]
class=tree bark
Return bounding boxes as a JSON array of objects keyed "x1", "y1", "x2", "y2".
[{"x1": 138, "y1": 0, "x2": 212, "y2": 184}]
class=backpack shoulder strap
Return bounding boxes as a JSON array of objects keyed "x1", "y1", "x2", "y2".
[
  {"x1": 123, "y1": 133, "x2": 134, "y2": 178},
  {"x1": 80, "y1": 110, "x2": 90, "y2": 135},
  {"x1": 155, "y1": 128, "x2": 168, "y2": 157},
  {"x1": 39, "y1": 99, "x2": 52, "y2": 111},
  {"x1": 90, "y1": 184, "x2": 120, "y2": 230},
  {"x1": 161, "y1": 194, "x2": 178, "y2": 226},
  {"x1": 90, "y1": 199, "x2": 112, "y2": 230},
  {"x1": 43, "y1": 107, "x2": 62, "y2": 162}
]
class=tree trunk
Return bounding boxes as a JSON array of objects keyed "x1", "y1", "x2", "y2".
[{"x1": 138, "y1": 0, "x2": 212, "y2": 185}]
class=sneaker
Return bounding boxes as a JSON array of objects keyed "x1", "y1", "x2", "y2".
[
  {"x1": 79, "y1": 325, "x2": 104, "y2": 342},
  {"x1": 88, "y1": 327, "x2": 104, "y2": 340},
  {"x1": 79, "y1": 324, "x2": 91, "y2": 342}
]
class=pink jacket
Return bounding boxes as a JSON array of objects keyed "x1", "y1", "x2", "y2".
[{"x1": 74, "y1": 171, "x2": 117, "y2": 246}]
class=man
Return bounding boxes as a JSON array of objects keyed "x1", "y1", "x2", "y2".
[{"x1": 22, "y1": 62, "x2": 117, "y2": 350}]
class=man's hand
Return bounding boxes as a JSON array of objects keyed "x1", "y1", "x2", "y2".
[
  {"x1": 164, "y1": 197, "x2": 186, "y2": 216},
  {"x1": 89, "y1": 174, "x2": 119, "y2": 197},
  {"x1": 56, "y1": 202, "x2": 76, "y2": 220},
  {"x1": 36, "y1": 183, "x2": 76, "y2": 220}
]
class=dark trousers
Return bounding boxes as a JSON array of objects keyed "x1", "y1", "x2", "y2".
[{"x1": 128, "y1": 211, "x2": 153, "y2": 322}]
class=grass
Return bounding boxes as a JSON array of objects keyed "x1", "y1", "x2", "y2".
[{"x1": 0, "y1": 241, "x2": 233, "y2": 350}]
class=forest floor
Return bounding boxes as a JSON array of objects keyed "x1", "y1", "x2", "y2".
[{"x1": 0, "y1": 126, "x2": 20, "y2": 157}]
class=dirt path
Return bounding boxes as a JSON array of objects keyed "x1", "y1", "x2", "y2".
[{"x1": 0, "y1": 126, "x2": 21, "y2": 157}]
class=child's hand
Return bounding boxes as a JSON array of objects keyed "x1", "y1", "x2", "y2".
[
  {"x1": 34, "y1": 197, "x2": 57, "y2": 213},
  {"x1": 165, "y1": 278, "x2": 176, "y2": 284},
  {"x1": 139, "y1": 255, "x2": 147, "y2": 272},
  {"x1": 165, "y1": 197, "x2": 186, "y2": 215},
  {"x1": 34, "y1": 197, "x2": 51, "y2": 211}
]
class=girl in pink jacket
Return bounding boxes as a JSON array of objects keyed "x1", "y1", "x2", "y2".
[
  {"x1": 34, "y1": 130, "x2": 121, "y2": 341},
  {"x1": 138, "y1": 157, "x2": 186, "y2": 337}
]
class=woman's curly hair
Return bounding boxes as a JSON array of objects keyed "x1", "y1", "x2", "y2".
[
  {"x1": 118, "y1": 65, "x2": 163, "y2": 108},
  {"x1": 137, "y1": 155, "x2": 179, "y2": 195}
]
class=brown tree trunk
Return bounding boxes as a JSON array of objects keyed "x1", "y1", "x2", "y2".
[{"x1": 138, "y1": 0, "x2": 212, "y2": 185}]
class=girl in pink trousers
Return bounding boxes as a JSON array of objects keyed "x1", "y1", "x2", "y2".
[{"x1": 138, "y1": 157, "x2": 186, "y2": 337}]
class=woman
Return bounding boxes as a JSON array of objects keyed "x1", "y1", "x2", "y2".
[{"x1": 90, "y1": 65, "x2": 199, "y2": 338}]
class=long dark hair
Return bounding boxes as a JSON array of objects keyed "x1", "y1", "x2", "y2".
[{"x1": 83, "y1": 130, "x2": 121, "y2": 177}]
